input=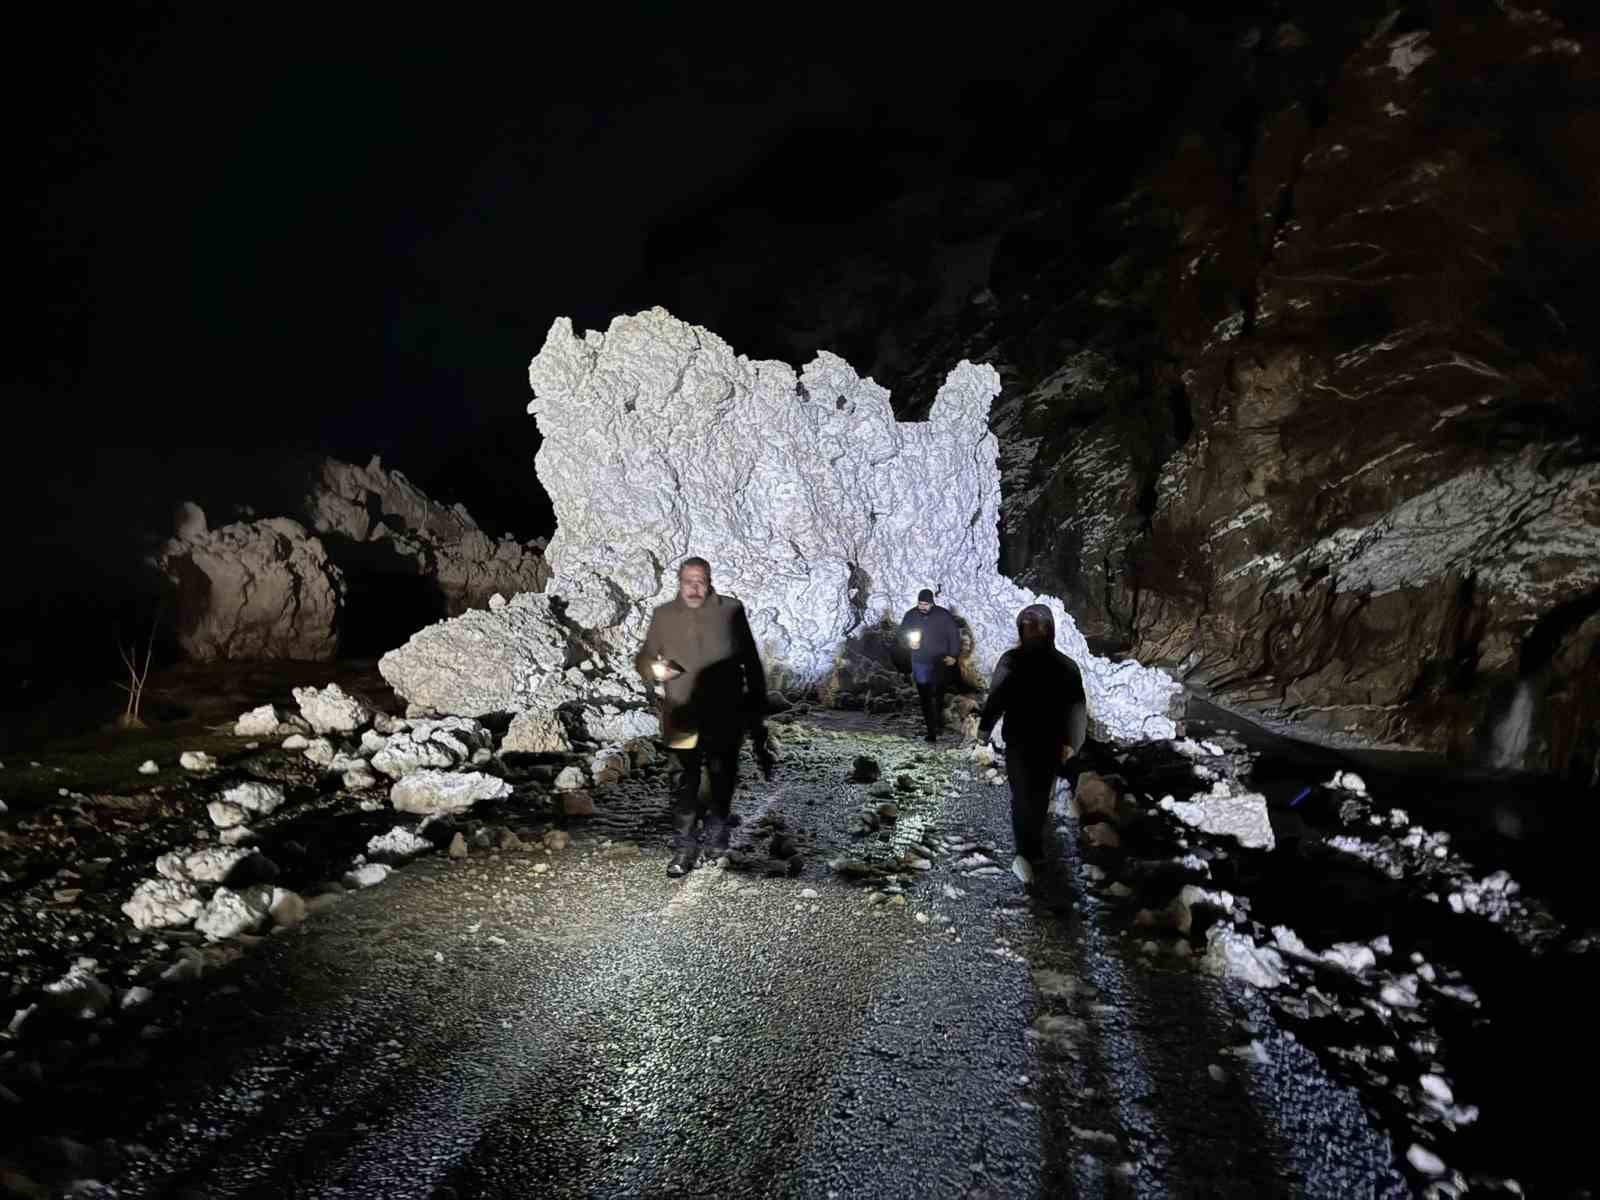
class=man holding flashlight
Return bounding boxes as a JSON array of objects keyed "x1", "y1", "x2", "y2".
[
  {"x1": 635, "y1": 556, "x2": 774, "y2": 877},
  {"x1": 897, "y1": 587, "x2": 961, "y2": 743}
]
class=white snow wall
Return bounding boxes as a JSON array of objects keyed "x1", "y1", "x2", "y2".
[
  {"x1": 382, "y1": 308, "x2": 1179, "y2": 742},
  {"x1": 532, "y1": 308, "x2": 1179, "y2": 740}
]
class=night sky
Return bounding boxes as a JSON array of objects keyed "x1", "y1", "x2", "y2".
[{"x1": 12, "y1": 7, "x2": 1124, "y2": 536}]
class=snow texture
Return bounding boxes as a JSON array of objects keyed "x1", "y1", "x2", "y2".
[
  {"x1": 390, "y1": 769, "x2": 513, "y2": 816},
  {"x1": 156, "y1": 846, "x2": 251, "y2": 884},
  {"x1": 292, "y1": 683, "x2": 373, "y2": 734},
  {"x1": 206, "y1": 800, "x2": 247, "y2": 830},
  {"x1": 381, "y1": 308, "x2": 1179, "y2": 741},
  {"x1": 1159, "y1": 783, "x2": 1275, "y2": 850}
]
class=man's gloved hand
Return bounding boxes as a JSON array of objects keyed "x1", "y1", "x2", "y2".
[{"x1": 751, "y1": 723, "x2": 777, "y2": 780}]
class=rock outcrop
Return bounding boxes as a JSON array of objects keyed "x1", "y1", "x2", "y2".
[
  {"x1": 155, "y1": 506, "x2": 343, "y2": 661},
  {"x1": 300, "y1": 455, "x2": 551, "y2": 615},
  {"x1": 858, "y1": 5, "x2": 1600, "y2": 777},
  {"x1": 381, "y1": 308, "x2": 1183, "y2": 741}
]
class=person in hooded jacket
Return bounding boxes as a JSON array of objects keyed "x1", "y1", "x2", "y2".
[
  {"x1": 976, "y1": 603, "x2": 1088, "y2": 885},
  {"x1": 898, "y1": 588, "x2": 961, "y2": 742},
  {"x1": 635, "y1": 556, "x2": 773, "y2": 877}
]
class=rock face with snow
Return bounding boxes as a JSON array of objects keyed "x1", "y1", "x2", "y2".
[
  {"x1": 155, "y1": 508, "x2": 344, "y2": 661},
  {"x1": 299, "y1": 455, "x2": 552, "y2": 614},
  {"x1": 390, "y1": 769, "x2": 513, "y2": 816},
  {"x1": 381, "y1": 309, "x2": 1181, "y2": 741}
]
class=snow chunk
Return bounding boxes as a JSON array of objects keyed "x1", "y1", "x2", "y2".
[
  {"x1": 138, "y1": 759, "x2": 159, "y2": 775},
  {"x1": 179, "y1": 751, "x2": 217, "y2": 773},
  {"x1": 553, "y1": 766, "x2": 587, "y2": 792},
  {"x1": 390, "y1": 769, "x2": 513, "y2": 816}
]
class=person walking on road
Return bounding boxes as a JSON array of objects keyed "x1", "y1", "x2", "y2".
[
  {"x1": 636, "y1": 557, "x2": 774, "y2": 878},
  {"x1": 898, "y1": 588, "x2": 962, "y2": 743},
  {"x1": 976, "y1": 603, "x2": 1088, "y2": 886}
]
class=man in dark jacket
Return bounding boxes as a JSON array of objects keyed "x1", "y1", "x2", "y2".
[
  {"x1": 976, "y1": 603, "x2": 1089, "y2": 885},
  {"x1": 898, "y1": 588, "x2": 961, "y2": 743},
  {"x1": 635, "y1": 557, "x2": 773, "y2": 877}
]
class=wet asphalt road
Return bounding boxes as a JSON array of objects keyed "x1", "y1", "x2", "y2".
[{"x1": 112, "y1": 714, "x2": 1408, "y2": 1199}]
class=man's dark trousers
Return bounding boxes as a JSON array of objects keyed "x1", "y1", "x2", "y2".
[
  {"x1": 672, "y1": 744, "x2": 739, "y2": 850},
  {"x1": 1005, "y1": 751, "x2": 1056, "y2": 861},
  {"x1": 914, "y1": 664, "x2": 946, "y2": 738}
]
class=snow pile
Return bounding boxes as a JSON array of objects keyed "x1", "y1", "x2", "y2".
[
  {"x1": 380, "y1": 308, "x2": 1180, "y2": 741},
  {"x1": 1201, "y1": 926, "x2": 1287, "y2": 988}
]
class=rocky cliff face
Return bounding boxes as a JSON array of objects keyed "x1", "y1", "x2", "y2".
[
  {"x1": 722, "y1": 4, "x2": 1598, "y2": 779},
  {"x1": 157, "y1": 458, "x2": 551, "y2": 661},
  {"x1": 156, "y1": 506, "x2": 343, "y2": 661}
]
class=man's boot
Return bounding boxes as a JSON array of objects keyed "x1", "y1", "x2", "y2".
[{"x1": 667, "y1": 843, "x2": 699, "y2": 877}]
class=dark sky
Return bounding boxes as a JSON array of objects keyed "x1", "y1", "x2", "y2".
[{"x1": 13, "y1": 5, "x2": 1113, "y2": 538}]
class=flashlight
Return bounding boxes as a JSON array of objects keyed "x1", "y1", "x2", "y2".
[
  {"x1": 907, "y1": 630, "x2": 922, "y2": 650},
  {"x1": 651, "y1": 658, "x2": 668, "y2": 680}
]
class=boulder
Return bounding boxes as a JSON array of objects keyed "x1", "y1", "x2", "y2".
[
  {"x1": 343, "y1": 863, "x2": 392, "y2": 889},
  {"x1": 221, "y1": 781, "x2": 286, "y2": 817},
  {"x1": 365, "y1": 825, "x2": 435, "y2": 862},
  {"x1": 195, "y1": 886, "x2": 272, "y2": 940},
  {"x1": 501, "y1": 710, "x2": 572, "y2": 754},
  {"x1": 371, "y1": 717, "x2": 492, "y2": 778},
  {"x1": 298, "y1": 455, "x2": 552, "y2": 613},
  {"x1": 377, "y1": 308, "x2": 1179, "y2": 741},
  {"x1": 179, "y1": 750, "x2": 217, "y2": 773},
  {"x1": 291, "y1": 683, "x2": 372, "y2": 734},
  {"x1": 590, "y1": 748, "x2": 628, "y2": 786},
  {"x1": 234, "y1": 704, "x2": 291, "y2": 737},
  {"x1": 390, "y1": 769, "x2": 513, "y2": 816},
  {"x1": 122, "y1": 878, "x2": 205, "y2": 929},
  {"x1": 156, "y1": 511, "x2": 343, "y2": 661},
  {"x1": 42, "y1": 960, "x2": 113, "y2": 1019},
  {"x1": 553, "y1": 766, "x2": 587, "y2": 791},
  {"x1": 1159, "y1": 784, "x2": 1275, "y2": 851}
]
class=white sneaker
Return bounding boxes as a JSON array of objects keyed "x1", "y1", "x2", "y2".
[{"x1": 1011, "y1": 855, "x2": 1035, "y2": 885}]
